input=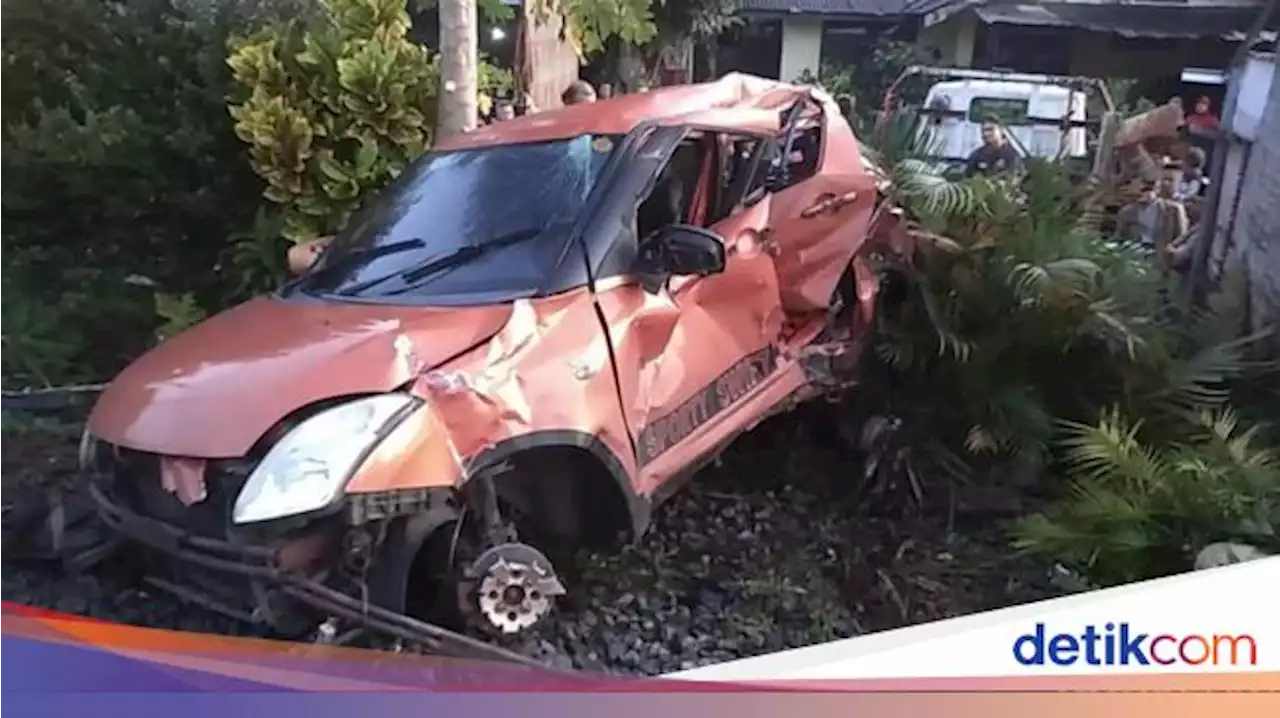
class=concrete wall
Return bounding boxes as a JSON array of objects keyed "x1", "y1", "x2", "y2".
[
  {"x1": 1227, "y1": 55, "x2": 1280, "y2": 353},
  {"x1": 780, "y1": 17, "x2": 824, "y2": 82}
]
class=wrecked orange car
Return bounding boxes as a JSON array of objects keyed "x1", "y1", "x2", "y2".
[{"x1": 81, "y1": 73, "x2": 898, "y2": 653}]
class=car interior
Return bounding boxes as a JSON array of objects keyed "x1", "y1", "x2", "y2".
[
  {"x1": 632, "y1": 104, "x2": 824, "y2": 261},
  {"x1": 636, "y1": 138, "x2": 705, "y2": 242}
]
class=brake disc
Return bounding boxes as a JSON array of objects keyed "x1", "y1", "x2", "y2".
[{"x1": 465, "y1": 543, "x2": 566, "y2": 634}]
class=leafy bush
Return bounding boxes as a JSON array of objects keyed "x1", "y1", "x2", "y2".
[
  {"x1": 1, "y1": 0, "x2": 311, "y2": 387},
  {"x1": 227, "y1": 0, "x2": 512, "y2": 243},
  {"x1": 860, "y1": 112, "x2": 1277, "y2": 584},
  {"x1": 868, "y1": 156, "x2": 1167, "y2": 465},
  {"x1": 1013, "y1": 408, "x2": 1279, "y2": 586}
]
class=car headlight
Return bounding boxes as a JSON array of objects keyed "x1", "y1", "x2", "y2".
[{"x1": 232, "y1": 394, "x2": 419, "y2": 525}]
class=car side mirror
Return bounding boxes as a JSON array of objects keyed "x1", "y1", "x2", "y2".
[{"x1": 635, "y1": 224, "x2": 726, "y2": 281}]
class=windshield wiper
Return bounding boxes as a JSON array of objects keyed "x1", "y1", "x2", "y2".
[
  {"x1": 294, "y1": 238, "x2": 427, "y2": 288},
  {"x1": 337, "y1": 226, "x2": 550, "y2": 297}
]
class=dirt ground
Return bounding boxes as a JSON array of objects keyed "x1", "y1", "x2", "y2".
[{"x1": 0, "y1": 411, "x2": 1062, "y2": 675}]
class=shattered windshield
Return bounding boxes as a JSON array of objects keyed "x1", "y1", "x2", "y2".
[{"x1": 291, "y1": 134, "x2": 619, "y2": 301}]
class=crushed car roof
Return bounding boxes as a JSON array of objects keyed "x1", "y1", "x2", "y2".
[{"x1": 436, "y1": 73, "x2": 808, "y2": 151}]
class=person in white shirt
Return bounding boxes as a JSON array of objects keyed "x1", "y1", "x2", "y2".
[{"x1": 1173, "y1": 147, "x2": 1207, "y2": 202}]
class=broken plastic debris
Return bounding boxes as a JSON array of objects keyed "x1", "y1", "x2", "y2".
[
  {"x1": 421, "y1": 370, "x2": 473, "y2": 394},
  {"x1": 160, "y1": 456, "x2": 209, "y2": 506}
]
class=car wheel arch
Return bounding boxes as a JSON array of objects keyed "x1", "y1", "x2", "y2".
[{"x1": 470, "y1": 430, "x2": 651, "y2": 545}]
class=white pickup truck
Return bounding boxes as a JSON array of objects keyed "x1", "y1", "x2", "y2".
[{"x1": 919, "y1": 77, "x2": 1090, "y2": 163}]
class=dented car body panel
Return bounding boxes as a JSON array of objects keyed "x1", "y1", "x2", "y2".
[
  {"x1": 82, "y1": 73, "x2": 892, "y2": 644},
  {"x1": 87, "y1": 297, "x2": 514, "y2": 457}
]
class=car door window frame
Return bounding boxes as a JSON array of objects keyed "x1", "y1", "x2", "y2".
[
  {"x1": 635, "y1": 133, "x2": 711, "y2": 243},
  {"x1": 768, "y1": 94, "x2": 827, "y2": 193},
  {"x1": 718, "y1": 133, "x2": 772, "y2": 217}
]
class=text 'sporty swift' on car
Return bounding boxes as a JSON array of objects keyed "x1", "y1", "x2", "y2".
[{"x1": 81, "y1": 73, "x2": 907, "y2": 653}]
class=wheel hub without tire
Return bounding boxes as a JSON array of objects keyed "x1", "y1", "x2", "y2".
[{"x1": 466, "y1": 543, "x2": 565, "y2": 634}]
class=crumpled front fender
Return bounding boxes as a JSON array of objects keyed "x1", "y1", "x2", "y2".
[
  {"x1": 342, "y1": 295, "x2": 636, "y2": 499},
  {"x1": 344, "y1": 398, "x2": 466, "y2": 494}
]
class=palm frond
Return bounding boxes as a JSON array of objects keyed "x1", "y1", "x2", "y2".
[
  {"x1": 916, "y1": 279, "x2": 974, "y2": 362},
  {"x1": 893, "y1": 161, "x2": 985, "y2": 218},
  {"x1": 1077, "y1": 297, "x2": 1147, "y2": 360},
  {"x1": 1193, "y1": 407, "x2": 1279, "y2": 472},
  {"x1": 1008, "y1": 257, "x2": 1102, "y2": 307},
  {"x1": 1058, "y1": 409, "x2": 1166, "y2": 490},
  {"x1": 1146, "y1": 332, "x2": 1272, "y2": 416}
]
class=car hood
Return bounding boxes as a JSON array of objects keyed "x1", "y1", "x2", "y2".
[{"x1": 87, "y1": 296, "x2": 511, "y2": 458}]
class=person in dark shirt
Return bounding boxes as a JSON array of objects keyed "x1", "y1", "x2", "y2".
[{"x1": 965, "y1": 121, "x2": 1022, "y2": 177}]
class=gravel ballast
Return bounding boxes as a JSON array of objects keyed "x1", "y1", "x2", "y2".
[{"x1": 1, "y1": 412, "x2": 1061, "y2": 675}]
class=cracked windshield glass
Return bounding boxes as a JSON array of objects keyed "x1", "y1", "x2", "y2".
[{"x1": 295, "y1": 134, "x2": 618, "y2": 301}]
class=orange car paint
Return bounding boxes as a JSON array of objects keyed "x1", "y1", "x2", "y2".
[
  {"x1": 86, "y1": 297, "x2": 515, "y2": 457},
  {"x1": 88, "y1": 72, "x2": 887, "y2": 527}
]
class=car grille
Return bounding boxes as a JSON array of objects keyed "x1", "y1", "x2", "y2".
[
  {"x1": 107, "y1": 448, "x2": 254, "y2": 540},
  {"x1": 103, "y1": 447, "x2": 270, "y2": 621}
]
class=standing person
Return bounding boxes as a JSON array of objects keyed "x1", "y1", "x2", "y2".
[
  {"x1": 1173, "y1": 147, "x2": 1208, "y2": 202},
  {"x1": 561, "y1": 80, "x2": 597, "y2": 106},
  {"x1": 1114, "y1": 171, "x2": 1189, "y2": 268},
  {"x1": 598, "y1": 82, "x2": 615, "y2": 100},
  {"x1": 835, "y1": 93, "x2": 861, "y2": 135},
  {"x1": 964, "y1": 121, "x2": 1022, "y2": 177},
  {"x1": 1186, "y1": 95, "x2": 1220, "y2": 130}
]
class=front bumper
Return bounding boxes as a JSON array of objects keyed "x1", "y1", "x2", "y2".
[{"x1": 88, "y1": 481, "x2": 541, "y2": 665}]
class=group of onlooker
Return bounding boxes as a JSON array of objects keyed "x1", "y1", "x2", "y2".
[
  {"x1": 955, "y1": 100, "x2": 1216, "y2": 275},
  {"x1": 480, "y1": 79, "x2": 621, "y2": 125},
  {"x1": 1114, "y1": 146, "x2": 1208, "y2": 273},
  {"x1": 1112, "y1": 94, "x2": 1220, "y2": 274}
]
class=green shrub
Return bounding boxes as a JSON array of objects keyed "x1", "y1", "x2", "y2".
[
  {"x1": 867, "y1": 157, "x2": 1167, "y2": 466},
  {"x1": 861, "y1": 112, "x2": 1277, "y2": 586},
  {"x1": 1, "y1": 0, "x2": 310, "y2": 386},
  {"x1": 227, "y1": 0, "x2": 512, "y2": 243},
  {"x1": 1013, "y1": 408, "x2": 1280, "y2": 586}
]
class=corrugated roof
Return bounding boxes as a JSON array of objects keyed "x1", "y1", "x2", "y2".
[
  {"x1": 974, "y1": 2, "x2": 1277, "y2": 40},
  {"x1": 736, "y1": 0, "x2": 956, "y2": 17}
]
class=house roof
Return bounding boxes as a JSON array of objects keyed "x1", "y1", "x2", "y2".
[
  {"x1": 736, "y1": 0, "x2": 955, "y2": 17},
  {"x1": 971, "y1": 2, "x2": 1277, "y2": 41}
]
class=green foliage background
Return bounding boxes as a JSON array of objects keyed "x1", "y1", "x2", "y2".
[
  {"x1": 0, "y1": 0, "x2": 510, "y2": 386},
  {"x1": 860, "y1": 115, "x2": 1279, "y2": 586},
  {"x1": 1, "y1": 0, "x2": 305, "y2": 387}
]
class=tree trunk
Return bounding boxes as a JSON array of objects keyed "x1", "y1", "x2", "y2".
[
  {"x1": 438, "y1": 0, "x2": 477, "y2": 139},
  {"x1": 1234, "y1": 62, "x2": 1280, "y2": 356}
]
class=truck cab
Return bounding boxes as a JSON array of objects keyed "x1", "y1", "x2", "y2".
[{"x1": 917, "y1": 78, "x2": 1090, "y2": 168}]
